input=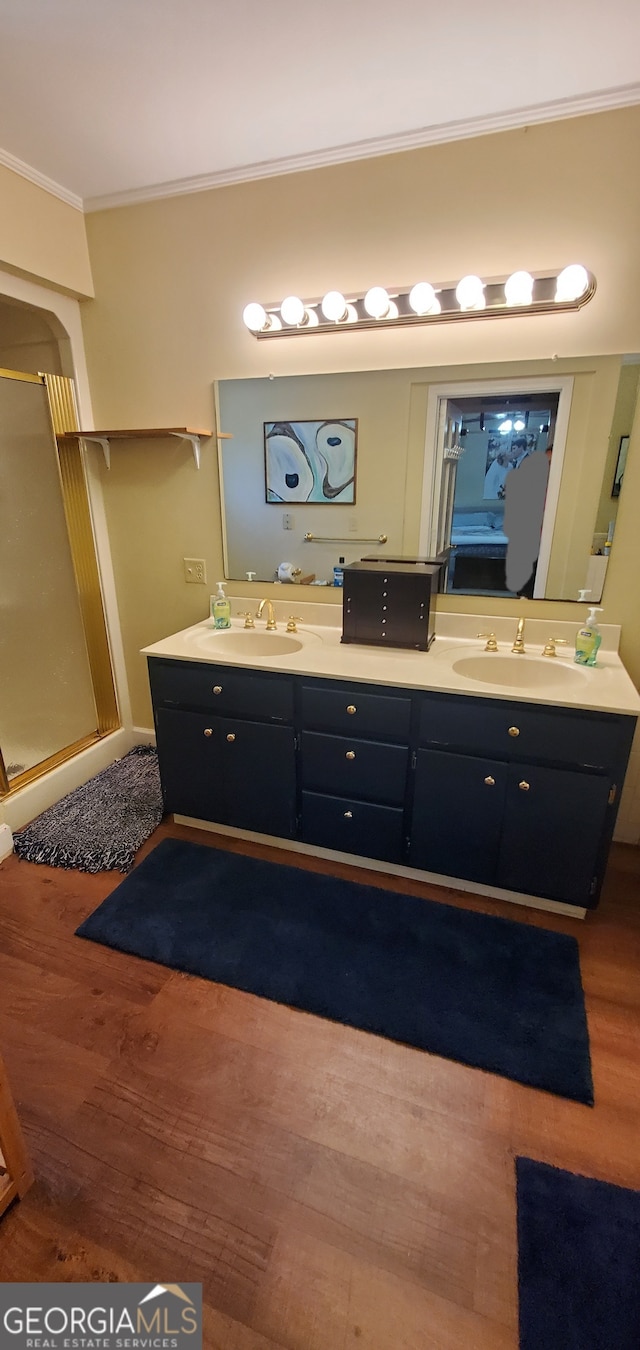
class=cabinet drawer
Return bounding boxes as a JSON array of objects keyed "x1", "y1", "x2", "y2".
[
  {"x1": 300, "y1": 731, "x2": 408, "y2": 805},
  {"x1": 148, "y1": 658, "x2": 294, "y2": 721},
  {"x1": 419, "y1": 692, "x2": 628, "y2": 772},
  {"x1": 301, "y1": 790, "x2": 405, "y2": 864},
  {"x1": 301, "y1": 682, "x2": 411, "y2": 741}
]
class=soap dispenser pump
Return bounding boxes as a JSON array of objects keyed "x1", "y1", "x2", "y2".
[{"x1": 574, "y1": 605, "x2": 603, "y2": 666}]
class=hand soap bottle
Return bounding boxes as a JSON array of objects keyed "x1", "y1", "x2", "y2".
[
  {"x1": 211, "y1": 581, "x2": 231, "y2": 629},
  {"x1": 574, "y1": 606, "x2": 603, "y2": 666}
]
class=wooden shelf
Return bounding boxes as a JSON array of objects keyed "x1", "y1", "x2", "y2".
[{"x1": 57, "y1": 426, "x2": 231, "y2": 469}]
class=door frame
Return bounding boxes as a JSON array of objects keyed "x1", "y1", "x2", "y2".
[{"x1": 418, "y1": 375, "x2": 574, "y2": 597}]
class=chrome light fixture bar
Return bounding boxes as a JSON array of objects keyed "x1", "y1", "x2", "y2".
[{"x1": 242, "y1": 266, "x2": 595, "y2": 339}]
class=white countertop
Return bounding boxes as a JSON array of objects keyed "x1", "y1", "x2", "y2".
[{"x1": 142, "y1": 602, "x2": 640, "y2": 718}]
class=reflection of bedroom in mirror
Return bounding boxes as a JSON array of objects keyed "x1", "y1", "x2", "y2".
[
  {"x1": 423, "y1": 388, "x2": 561, "y2": 600},
  {"x1": 216, "y1": 355, "x2": 639, "y2": 600}
]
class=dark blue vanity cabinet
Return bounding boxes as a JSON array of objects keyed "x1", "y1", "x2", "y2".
[
  {"x1": 148, "y1": 658, "x2": 636, "y2": 910},
  {"x1": 410, "y1": 692, "x2": 635, "y2": 906},
  {"x1": 149, "y1": 658, "x2": 297, "y2": 840}
]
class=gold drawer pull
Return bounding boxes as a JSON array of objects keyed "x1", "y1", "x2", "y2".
[
  {"x1": 519, "y1": 780, "x2": 530, "y2": 791},
  {"x1": 346, "y1": 750, "x2": 356, "y2": 760},
  {"x1": 226, "y1": 732, "x2": 236, "y2": 742},
  {"x1": 343, "y1": 810, "x2": 353, "y2": 818},
  {"x1": 213, "y1": 685, "x2": 223, "y2": 695},
  {"x1": 346, "y1": 704, "x2": 357, "y2": 715},
  {"x1": 508, "y1": 726, "x2": 520, "y2": 737},
  {"x1": 203, "y1": 727, "x2": 213, "y2": 737},
  {"x1": 484, "y1": 775, "x2": 495, "y2": 786}
]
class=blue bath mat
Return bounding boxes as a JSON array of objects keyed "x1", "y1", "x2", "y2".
[
  {"x1": 76, "y1": 837, "x2": 593, "y2": 1102},
  {"x1": 517, "y1": 1156, "x2": 640, "y2": 1348}
]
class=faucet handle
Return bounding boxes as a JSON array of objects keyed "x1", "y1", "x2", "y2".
[
  {"x1": 541, "y1": 636, "x2": 567, "y2": 657},
  {"x1": 477, "y1": 632, "x2": 499, "y2": 652},
  {"x1": 238, "y1": 611, "x2": 255, "y2": 629},
  {"x1": 286, "y1": 616, "x2": 304, "y2": 633}
]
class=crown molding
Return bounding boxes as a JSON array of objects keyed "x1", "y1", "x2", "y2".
[
  {"x1": 0, "y1": 145, "x2": 83, "y2": 210},
  {"x1": 84, "y1": 82, "x2": 640, "y2": 213},
  {"x1": 4, "y1": 82, "x2": 640, "y2": 216}
]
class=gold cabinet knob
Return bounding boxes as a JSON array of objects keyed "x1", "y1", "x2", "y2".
[
  {"x1": 484, "y1": 775, "x2": 495, "y2": 786},
  {"x1": 508, "y1": 726, "x2": 520, "y2": 737},
  {"x1": 343, "y1": 810, "x2": 353, "y2": 818},
  {"x1": 347, "y1": 705, "x2": 357, "y2": 715},
  {"x1": 346, "y1": 750, "x2": 356, "y2": 760},
  {"x1": 519, "y1": 780, "x2": 530, "y2": 791},
  {"x1": 213, "y1": 685, "x2": 223, "y2": 695},
  {"x1": 203, "y1": 727, "x2": 213, "y2": 737},
  {"x1": 226, "y1": 732, "x2": 236, "y2": 742}
]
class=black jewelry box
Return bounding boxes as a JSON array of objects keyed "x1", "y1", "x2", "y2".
[{"x1": 341, "y1": 560, "x2": 441, "y2": 651}]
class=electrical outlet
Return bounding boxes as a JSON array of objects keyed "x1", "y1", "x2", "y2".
[
  {"x1": 348, "y1": 515, "x2": 358, "y2": 532},
  {"x1": 183, "y1": 557, "x2": 207, "y2": 584},
  {"x1": 282, "y1": 512, "x2": 294, "y2": 530}
]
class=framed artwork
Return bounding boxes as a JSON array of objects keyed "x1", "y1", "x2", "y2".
[
  {"x1": 264, "y1": 419, "x2": 357, "y2": 503},
  {"x1": 612, "y1": 435, "x2": 629, "y2": 497}
]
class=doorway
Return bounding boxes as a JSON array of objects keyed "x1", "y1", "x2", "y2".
[{"x1": 419, "y1": 376, "x2": 573, "y2": 599}]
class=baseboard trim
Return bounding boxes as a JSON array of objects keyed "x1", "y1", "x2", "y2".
[
  {"x1": 174, "y1": 815, "x2": 587, "y2": 920},
  {"x1": 2, "y1": 728, "x2": 152, "y2": 832},
  {"x1": 0, "y1": 822, "x2": 13, "y2": 862}
]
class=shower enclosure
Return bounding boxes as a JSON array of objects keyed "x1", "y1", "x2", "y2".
[{"x1": 0, "y1": 368, "x2": 119, "y2": 795}]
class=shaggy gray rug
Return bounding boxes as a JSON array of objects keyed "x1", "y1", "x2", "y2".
[{"x1": 13, "y1": 745, "x2": 163, "y2": 872}]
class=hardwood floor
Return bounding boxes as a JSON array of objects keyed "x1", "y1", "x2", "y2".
[{"x1": 0, "y1": 820, "x2": 639, "y2": 1348}]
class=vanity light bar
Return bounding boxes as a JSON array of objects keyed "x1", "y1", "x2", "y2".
[{"x1": 243, "y1": 267, "x2": 596, "y2": 338}]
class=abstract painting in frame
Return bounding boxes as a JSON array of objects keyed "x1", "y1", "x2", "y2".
[{"x1": 264, "y1": 419, "x2": 357, "y2": 503}]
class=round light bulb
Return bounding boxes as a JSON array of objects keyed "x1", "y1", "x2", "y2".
[
  {"x1": 499, "y1": 419, "x2": 513, "y2": 434},
  {"x1": 513, "y1": 418, "x2": 526, "y2": 432},
  {"x1": 364, "y1": 286, "x2": 391, "y2": 319},
  {"x1": 243, "y1": 302, "x2": 268, "y2": 332},
  {"x1": 321, "y1": 290, "x2": 348, "y2": 322},
  {"x1": 280, "y1": 295, "x2": 306, "y2": 325},
  {"x1": 555, "y1": 264, "x2": 589, "y2": 302},
  {"x1": 455, "y1": 275, "x2": 485, "y2": 310},
  {"x1": 505, "y1": 271, "x2": 534, "y2": 306},
  {"x1": 409, "y1": 282, "x2": 438, "y2": 315}
]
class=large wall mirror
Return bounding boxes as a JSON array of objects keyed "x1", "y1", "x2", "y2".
[{"x1": 216, "y1": 354, "x2": 639, "y2": 601}]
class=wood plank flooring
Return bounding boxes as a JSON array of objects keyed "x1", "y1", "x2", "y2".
[{"x1": 0, "y1": 820, "x2": 639, "y2": 1348}]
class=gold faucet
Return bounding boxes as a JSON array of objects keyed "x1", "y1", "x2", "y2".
[
  {"x1": 512, "y1": 617, "x2": 526, "y2": 654},
  {"x1": 257, "y1": 598, "x2": 277, "y2": 631}
]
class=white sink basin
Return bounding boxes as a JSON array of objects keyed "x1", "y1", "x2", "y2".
[
  {"x1": 451, "y1": 653, "x2": 588, "y2": 690},
  {"x1": 197, "y1": 629, "x2": 304, "y2": 656}
]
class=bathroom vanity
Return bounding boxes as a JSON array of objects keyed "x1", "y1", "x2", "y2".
[{"x1": 144, "y1": 608, "x2": 640, "y2": 916}]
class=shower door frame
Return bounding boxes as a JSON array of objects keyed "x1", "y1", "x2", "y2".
[{"x1": 0, "y1": 368, "x2": 119, "y2": 797}]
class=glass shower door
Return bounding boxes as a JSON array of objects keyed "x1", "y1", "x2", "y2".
[{"x1": 0, "y1": 371, "x2": 101, "y2": 782}]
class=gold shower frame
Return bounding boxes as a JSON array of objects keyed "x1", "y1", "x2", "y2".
[{"x1": 0, "y1": 369, "x2": 119, "y2": 798}]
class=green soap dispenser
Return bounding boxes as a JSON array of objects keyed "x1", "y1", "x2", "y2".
[
  {"x1": 211, "y1": 581, "x2": 231, "y2": 629},
  {"x1": 574, "y1": 605, "x2": 603, "y2": 666}
]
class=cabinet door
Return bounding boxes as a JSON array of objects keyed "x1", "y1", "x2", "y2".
[
  {"x1": 409, "y1": 749, "x2": 507, "y2": 883},
  {"x1": 155, "y1": 707, "x2": 225, "y2": 821},
  {"x1": 222, "y1": 718, "x2": 296, "y2": 838},
  {"x1": 497, "y1": 763, "x2": 610, "y2": 905}
]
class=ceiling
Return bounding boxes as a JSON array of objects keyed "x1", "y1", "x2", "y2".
[{"x1": 1, "y1": 0, "x2": 639, "y2": 211}]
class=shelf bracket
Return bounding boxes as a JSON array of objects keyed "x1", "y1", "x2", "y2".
[
  {"x1": 170, "y1": 431, "x2": 202, "y2": 468},
  {"x1": 80, "y1": 435, "x2": 111, "y2": 468}
]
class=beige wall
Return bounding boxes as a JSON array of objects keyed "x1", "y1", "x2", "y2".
[
  {"x1": 0, "y1": 163, "x2": 93, "y2": 298},
  {"x1": 81, "y1": 106, "x2": 640, "y2": 726},
  {"x1": 596, "y1": 363, "x2": 640, "y2": 535}
]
